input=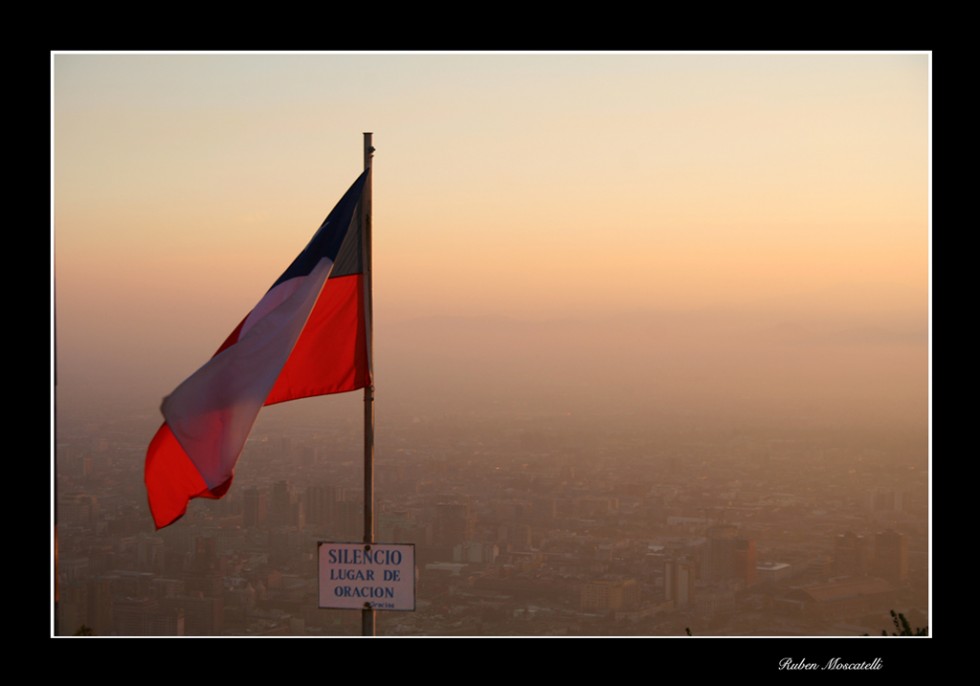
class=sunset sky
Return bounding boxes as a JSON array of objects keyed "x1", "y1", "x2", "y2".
[{"x1": 53, "y1": 52, "x2": 929, "y2": 429}]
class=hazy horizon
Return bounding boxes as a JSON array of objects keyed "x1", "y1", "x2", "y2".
[{"x1": 55, "y1": 53, "x2": 928, "y2": 423}]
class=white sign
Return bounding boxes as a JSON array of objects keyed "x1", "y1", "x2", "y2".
[{"x1": 318, "y1": 542, "x2": 415, "y2": 611}]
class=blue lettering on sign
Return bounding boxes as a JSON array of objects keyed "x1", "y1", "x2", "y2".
[
  {"x1": 327, "y1": 547, "x2": 404, "y2": 566},
  {"x1": 333, "y1": 586, "x2": 397, "y2": 599},
  {"x1": 330, "y1": 568, "x2": 375, "y2": 581}
]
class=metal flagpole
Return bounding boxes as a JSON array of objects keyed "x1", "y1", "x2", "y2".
[
  {"x1": 361, "y1": 132, "x2": 376, "y2": 637},
  {"x1": 53, "y1": 294, "x2": 59, "y2": 635}
]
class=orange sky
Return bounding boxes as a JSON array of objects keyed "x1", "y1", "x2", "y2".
[{"x1": 53, "y1": 52, "x2": 929, "y2": 419}]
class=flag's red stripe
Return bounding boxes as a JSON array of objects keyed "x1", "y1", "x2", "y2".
[
  {"x1": 265, "y1": 273, "x2": 369, "y2": 405},
  {"x1": 145, "y1": 423, "x2": 233, "y2": 529}
]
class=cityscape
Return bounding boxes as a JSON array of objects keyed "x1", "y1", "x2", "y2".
[{"x1": 55, "y1": 363, "x2": 928, "y2": 637}]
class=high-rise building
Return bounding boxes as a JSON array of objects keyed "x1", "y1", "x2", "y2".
[
  {"x1": 703, "y1": 525, "x2": 738, "y2": 583},
  {"x1": 703, "y1": 525, "x2": 756, "y2": 586},
  {"x1": 580, "y1": 578, "x2": 640, "y2": 611},
  {"x1": 873, "y1": 529, "x2": 909, "y2": 584},
  {"x1": 664, "y1": 559, "x2": 696, "y2": 607},
  {"x1": 243, "y1": 487, "x2": 268, "y2": 528},
  {"x1": 304, "y1": 484, "x2": 331, "y2": 526},
  {"x1": 833, "y1": 531, "x2": 869, "y2": 577},
  {"x1": 186, "y1": 537, "x2": 223, "y2": 598},
  {"x1": 270, "y1": 480, "x2": 294, "y2": 526},
  {"x1": 734, "y1": 538, "x2": 757, "y2": 585},
  {"x1": 335, "y1": 496, "x2": 362, "y2": 540}
]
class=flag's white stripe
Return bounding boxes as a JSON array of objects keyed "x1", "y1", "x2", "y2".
[
  {"x1": 162, "y1": 256, "x2": 335, "y2": 488},
  {"x1": 239, "y1": 277, "x2": 304, "y2": 340}
]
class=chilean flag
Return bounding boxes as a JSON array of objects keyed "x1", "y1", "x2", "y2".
[{"x1": 145, "y1": 171, "x2": 370, "y2": 529}]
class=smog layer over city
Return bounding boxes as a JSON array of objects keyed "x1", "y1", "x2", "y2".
[{"x1": 52, "y1": 52, "x2": 929, "y2": 640}]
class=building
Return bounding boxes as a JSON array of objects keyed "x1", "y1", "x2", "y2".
[
  {"x1": 872, "y1": 529, "x2": 909, "y2": 584},
  {"x1": 270, "y1": 480, "x2": 299, "y2": 527},
  {"x1": 734, "y1": 538, "x2": 757, "y2": 585},
  {"x1": 112, "y1": 597, "x2": 184, "y2": 636},
  {"x1": 580, "y1": 578, "x2": 640, "y2": 612},
  {"x1": 304, "y1": 484, "x2": 331, "y2": 526},
  {"x1": 702, "y1": 525, "x2": 738, "y2": 582},
  {"x1": 833, "y1": 531, "x2": 869, "y2": 577},
  {"x1": 664, "y1": 559, "x2": 696, "y2": 608},
  {"x1": 756, "y1": 561, "x2": 792, "y2": 584},
  {"x1": 701, "y1": 525, "x2": 758, "y2": 586},
  {"x1": 243, "y1": 487, "x2": 268, "y2": 528},
  {"x1": 781, "y1": 577, "x2": 897, "y2": 620}
]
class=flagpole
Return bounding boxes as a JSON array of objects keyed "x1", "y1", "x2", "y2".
[
  {"x1": 53, "y1": 297, "x2": 59, "y2": 635},
  {"x1": 361, "y1": 132, "x2": 376, "y2": 637}
]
